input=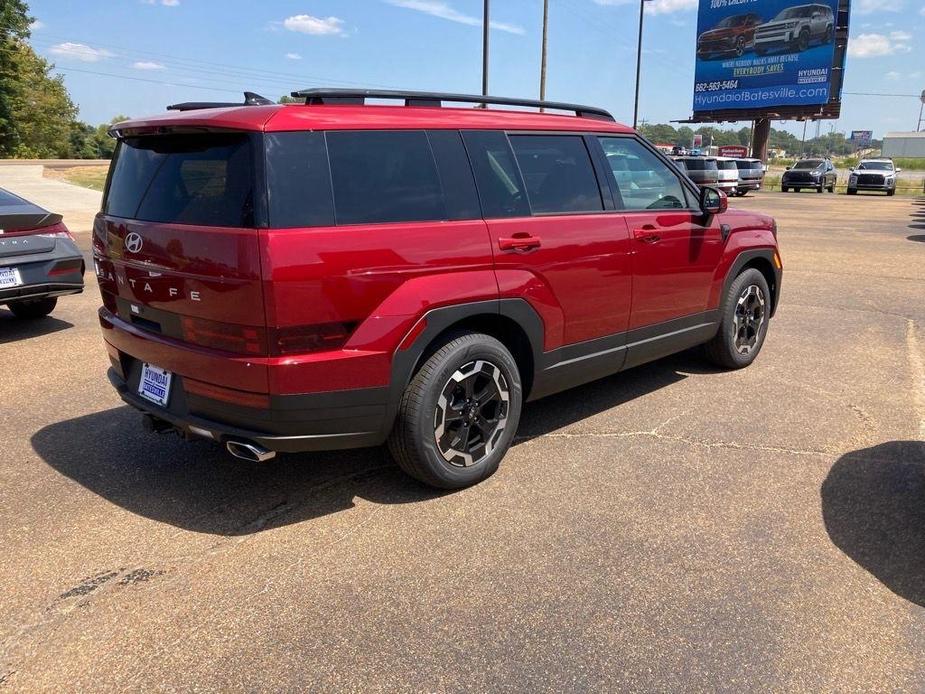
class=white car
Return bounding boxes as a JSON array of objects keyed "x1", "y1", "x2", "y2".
[
  {"x1": 713, "y1": 157, "x2": 740, "y2": 196},
  {"x1": 847, "y1": 159, "x2": 901, "y2": 196}
]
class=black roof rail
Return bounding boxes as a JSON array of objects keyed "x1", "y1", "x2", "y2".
[
  {"x1": 290, "y1": 88, "x2": 615, "y2": 122},
  {"x1": 167, "y1": 91, "x2": 274, "y2": 111}
]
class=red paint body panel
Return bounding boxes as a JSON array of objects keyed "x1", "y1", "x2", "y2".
[
  {"x1": 486, "y1": 215, "x2": 633, "y2": 347},
  {"x1": 625, "y1": 210, "x2": 725, "y2": 329},
  {"x1": 112, "y1": 104, "x2": 635, "y2": 136}
]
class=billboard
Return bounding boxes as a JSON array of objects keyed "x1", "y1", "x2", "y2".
[
  {"x1": 718, "y1": 145, "x2": 750, "y2": 157},
  {"x1": 692, "y1": 0, "x2": 845, "y2": 117},
  {"x1": 850, "y1": 130, "x2": 872, "y2": 147}
]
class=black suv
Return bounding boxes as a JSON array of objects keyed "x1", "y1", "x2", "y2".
[{"x1": 781, "y1": 158, "x2": 836, "y2": 193}]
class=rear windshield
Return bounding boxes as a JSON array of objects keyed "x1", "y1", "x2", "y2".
[
  {"x1": 717, "y1": 160, "x2": 738, "y2": 170},
  {"x1": 104, "y1": 134, "x2": 255, "y2": 227},
  {"x1": 734, "y1": 160, "x2": 760, "y2": 170},
  {"x1": 679, "y1": 158, "x2": 717, "y2": 171}
]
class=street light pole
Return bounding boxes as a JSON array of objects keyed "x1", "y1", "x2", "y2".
[
  {"x1": 632, "y1": 0, "x2": 650, "y2": 129},
  {"x1": 539, "y1": 0, "x2": 549, "y2": 105},
  {"x1": 482, "y1": 0, "x2": 490, "y2": 98}
]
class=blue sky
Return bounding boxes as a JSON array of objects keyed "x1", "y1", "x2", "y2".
[{"x1": 25, "y1": 0, "x2": 925, "y2": 139}]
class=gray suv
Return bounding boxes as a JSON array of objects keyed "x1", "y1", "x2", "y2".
[
  {"x1": 754, "y1": 3, "x2": 834, "y2": 54},
  {"x1": 733, "y1": 158, "x2": 765, "y2": 196},
  {"x1": 673, "y1": 157, "x2": 719, "y2": 189}
]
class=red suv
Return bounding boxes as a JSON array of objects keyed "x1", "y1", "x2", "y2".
[{"x1": 94, "y1": 89, "x2": 781, "y2": 489}]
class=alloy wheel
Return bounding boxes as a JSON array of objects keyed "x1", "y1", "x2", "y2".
[
  {"x1": 732, "y1": 284, "x2": 766, "y2": 355},
  {"x1": 434, "y1": 360, "x2": 510, "y2": 467}
]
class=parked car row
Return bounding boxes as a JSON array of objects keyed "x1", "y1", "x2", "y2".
[
  {"x1": 672, "y1": 156, "x2": 765, "y2": 197},
  {"x1": 697, "y1": 4, "x2": 835, "y2": 60},
  {"x1": 780, "y1": 157, "x2": 902, "y2": 195}
]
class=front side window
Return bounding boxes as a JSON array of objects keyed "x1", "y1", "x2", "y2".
[
  {"x1": 105, "y1": 134, "x2": 255, "y2": 227},
  {"x1": 508, "y1": 135, "x2": 603, "y2": 214},
  {"x1": 326, "y1": 130, "x2": 445, "y2": 225},
  {"x1": 600, "y1": 137, "x2": 689, "y2": 210}
]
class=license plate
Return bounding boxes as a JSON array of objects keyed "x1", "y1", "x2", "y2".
[
  {"x1": 0, "y1": 267, "x2": 23, "y2": 289},
  {"x1": 139, "y1": 363, "x2": 172, "y2": 406}
]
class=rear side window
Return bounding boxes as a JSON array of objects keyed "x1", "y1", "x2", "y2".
[
  {"x1": 461, "y1": 131, "x2": 530, "y2": 219},
  {"x1": 105, "y1": 134, "x2": 254, "y2": 227},
  {"x1": 265, "y1": 132, "x2": 335, "y2": 228},
  {"x1": 509, "y1": 135, "x2": 603, "y2": 214},
  {"x1": 326, "y1": 130, "x2": 445, "y2": 225}
]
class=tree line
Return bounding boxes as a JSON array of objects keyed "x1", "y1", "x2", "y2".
[
  {"x1": 1, "y1": 0, "x2": 125, "y2": 159},
  {"x1": 638, "y1": 122, "x2": 880, "y2": 158}
]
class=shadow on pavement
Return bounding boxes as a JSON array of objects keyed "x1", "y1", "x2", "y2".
[
  {"x1": 0, "y1": 312, "x2": 74, "y2": 342},
  {"x1": 821, "y1": 440, "x2": 925, "y2": 607},
  {"x1": 908, "y1": 235, "x2": 925, "y2": 243},
  {"x1": 31, "y1": 351, "x2": 701, "y2": 535}
]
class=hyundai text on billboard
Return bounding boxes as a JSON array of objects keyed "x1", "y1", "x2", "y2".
[{"x1": 693, "y1": 0, "x2": 843, "y2": 114}]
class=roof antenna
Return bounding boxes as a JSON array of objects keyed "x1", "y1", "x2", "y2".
[{"x1": 244, "y1": 92, "x2": 273, "y2": 106}]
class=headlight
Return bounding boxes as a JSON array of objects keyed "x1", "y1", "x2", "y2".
[{"x1": 849, "y1": 175, "x2": 858, "y2": 182}]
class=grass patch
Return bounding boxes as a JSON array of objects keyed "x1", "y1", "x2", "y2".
[{"x1": 44, "y1": 165, "x2": 109, "y2": 191}]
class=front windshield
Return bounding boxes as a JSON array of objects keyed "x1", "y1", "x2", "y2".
[
  {"x1": 717, "y1": 161, "x2": 738, "y2": 170},
  {"x1": 776, "y1": 6, "x2": 813, "y2": 20},
  {"x1": 857, "y1": 162, "x2": 893, "y2": 171},
  {"x1": 717, "y1": 16, "x2": 743, "y2": 27},
  {"x1": 792, "y1": 160, "x2": 823, "y2": 170}
]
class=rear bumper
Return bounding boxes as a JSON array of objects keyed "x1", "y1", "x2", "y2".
[
  {"x1": 737, "y1": 179, "x2": 762, "y2": 191},
  {"x1": 108, "y1": 367, "x2": 390, "y2": 453},
  {"x1": 0, "y1": 240, "x2": 84, "y2": 304}
]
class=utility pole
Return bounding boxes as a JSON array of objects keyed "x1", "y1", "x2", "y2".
[
  {"x1": 800, "y1": 120, "x2": 808, "y2": 156},
  {"x1": 632, "y1": 0, "x2": 651, "y2": 128},
  {"x1": 539, "y1": 0, "x2": 549, "y2": 105},
  {"x1": 482, "y1": 0, "x2": 490, "y2": 98},
  {"x1": 918, "y1": 90, "x2": 925, "y2": 131}
]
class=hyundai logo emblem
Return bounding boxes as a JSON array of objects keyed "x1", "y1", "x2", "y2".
[{"x1": 124, "y1": 232, "x2": 144, "y2": 254}]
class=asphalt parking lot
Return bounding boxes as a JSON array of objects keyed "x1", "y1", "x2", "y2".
[{"x1": 1, "y1": 185, "x2": 924, "y2": 690}]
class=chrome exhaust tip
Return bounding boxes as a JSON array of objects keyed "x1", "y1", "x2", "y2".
[{"x1": 226, "y1": 440, "x2": 276, "y2": 463}]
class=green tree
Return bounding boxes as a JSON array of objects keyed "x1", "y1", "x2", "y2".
[
  {"x1": 0, "y1": 0, "x2": 33, "y2": 153},
  {"x1": 4, "y1": 40, "x2": 78, "y2": 157}
]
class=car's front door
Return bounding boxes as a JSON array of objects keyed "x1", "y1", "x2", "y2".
[{"x1": 596, "y1": 136, "x2": 724, "y2": 334}]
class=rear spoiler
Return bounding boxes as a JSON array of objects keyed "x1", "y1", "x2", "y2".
[
  {"x1": 0, "y1": 211, "x2": 63, "y2": 233},
  {"x1": 166, "y1": 91, "x2": 274, "y2": 112}
]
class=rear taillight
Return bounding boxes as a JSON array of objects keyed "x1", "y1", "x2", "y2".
[
  {"x1": 37, "y1": 222, "x2": 75, "y2": 241},
  {"x1": 181, "y1": 316, "x2": 267, "y2": 355},
  {"x1": 178, "y1": 318, "x2": 356, "y2": 357},
  {"x1": 269, "y1": 322, "x2": 356, "y2": 356}
]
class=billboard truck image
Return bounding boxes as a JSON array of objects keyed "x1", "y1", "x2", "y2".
[{"x1": 693, "y1": 0, "x2": 841, "y2": 113}]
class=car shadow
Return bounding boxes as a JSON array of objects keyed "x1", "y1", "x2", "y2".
[
  {"x1": 908, "y1": 235, "x2": 925, "y2": 243},
  {"x1": 31, "y1": 352, "x2": 702, "y2": 535},
  {"x1": 821, "y1": 440, "x2": 925, "y2": 607},
  {"x1": 0, "y1": 312, "x2": 74, "y2": 342}
]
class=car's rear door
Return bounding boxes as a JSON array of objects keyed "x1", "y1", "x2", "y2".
[
  {"x1": 596, "y1": 136, "x2": 724, "y2": 361},
  {"x1": 463, "y1": 130, "x2": 632, "y2": 350}
]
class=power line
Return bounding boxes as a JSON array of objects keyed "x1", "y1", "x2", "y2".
[{"x1": 843, "y1": 91, "x2": 920, "y2": 98}]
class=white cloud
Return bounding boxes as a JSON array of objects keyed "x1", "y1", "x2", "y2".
[
  {"x1": 142, "y1": 0, "x2": 180, "y2": 5},
  {"x1": 593, "y1": 0, "x2": 697, "y2": 13},
  {"x1": 49, "y1": 42, "x2": 114, "y2": 62},
  {"x1": 285, "y1": 52, "x2": 302, "y2": 60},
  {"x1": 885, "y1": 70, "x2": 901, "y2": 80},
  {"x1": 29, "y1": 20, "x2": 44, "y2": 30},
  {"x1": 132, "y1": 61, "x2": 166, "y2": 70},
  {"x1": 283, "y1": 14, "x2": 346, "y2": 35},
  {"x1": 646, "y1": 0, "x2": 698, "y2": 14},
  {"x1": 848, "y1": 32, "x2": 912, "y2": 57},
  {"x1": 921, "y1": 4, "x2": 925, "y2": 14},
  {"x1": 386, "y1": 1, "x2": 525, "y2": 35},
  {"x1": 854, "y1": 0, "x2": 903, "y2": 13}
]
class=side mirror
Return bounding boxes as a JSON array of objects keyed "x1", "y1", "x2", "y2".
[
  {"x1": 701, "y1": 186, "x2": 727, "y2": 216},
  {"x1": 849, "y1": 167, "x2": 854, "y2": 172}
]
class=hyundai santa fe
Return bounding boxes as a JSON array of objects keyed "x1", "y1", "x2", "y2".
[{"x1": 95, "y1": 89, "x2": 782, "y2": 489}]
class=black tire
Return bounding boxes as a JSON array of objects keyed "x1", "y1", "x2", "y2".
[
  {"x1": 781, "y1": 186, "x2": 789, "y2": 193},
  {"x1": 704, "y1": 268, "x2": 771, "y2": 370},
  {"x1": 816, "y1": 185, "x2": 823, "y2": 193},
  {"x1": 847, "y1": 188, "x2": 856, "y2": 195},
  {"x1": 7, "y1": 297, "x2": 57, "y2": 319},
  {"x1": 887, "y1": 189, "x2": 895, "y2": 197},
  {"x1": 735, "y1": 36, "x2": 746, "y2": 57},
  {"x1": 795, "y1": 30, "x2": 809, "y2": 51},
  {"x1": 828, "y1": 183, "x2": 835, "y2": 193},
  {"x1": 387, "y1": 332, "x2": 523, "y2": 489},
  {"x1": 824, "y1": 25, "x2": 833, "y2": 43}
]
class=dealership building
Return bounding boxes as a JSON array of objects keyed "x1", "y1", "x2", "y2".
[{"x1": 881, "y1": 132, "x2": 925, "y2": 159}]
